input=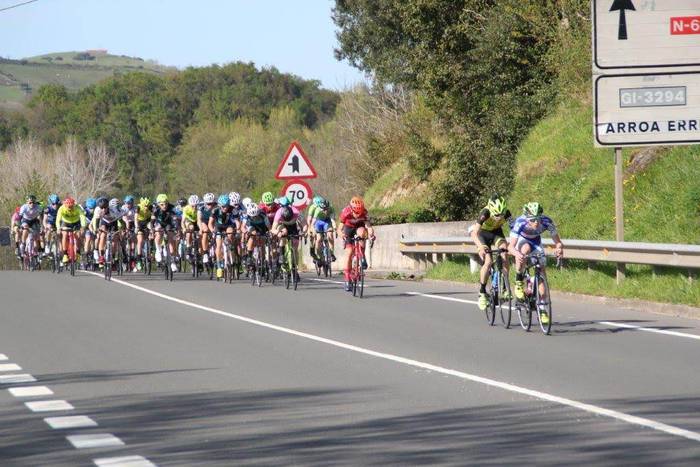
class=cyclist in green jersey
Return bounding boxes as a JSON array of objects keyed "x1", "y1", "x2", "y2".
[
  {"x1": 305, "y1": 195, "x2": 337, "y2": 263},
  {"x1": 470, "y1": 195, "x2": 512, "y2": 311}
]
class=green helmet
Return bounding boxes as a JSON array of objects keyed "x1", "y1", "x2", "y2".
[
  {"x1": 261, "y1": 191, "x2": 274, "y2": 205},
  {"x1": 156, "y1": 193, "x2": 168, "y2": 204},
  {"x1": 486, "y1": 195, "x2": 506, "y2": 216},
  {"x1": 523, "y1": 202, "x2": 543, "y2": 218}
]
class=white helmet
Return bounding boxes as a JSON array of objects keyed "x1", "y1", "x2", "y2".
[
  {"x1": 229, "y1": 191, "x2": 241, "y2": 206},
  {"x1": 242, "y1": 197, "x2": 252, "y2": 208},
  {"x1": 188, "y1": 194, "x2": 199, "y2": 206},
  {"x1": 108, "y1": 198, "x2": 119, "y2": 209},
  {"x1": 203, "y1": 192, "x2": 215, "y2": 204},
  {"x1": 246, "y1": 204, "x2": 260, "y2": 217}
]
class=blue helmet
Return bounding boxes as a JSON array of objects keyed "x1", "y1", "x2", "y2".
[
  {"x1": 85, "y1": 198, "x2": 97, "y2": 209},
  {"x1": 48, "y1": 194, "x2": 60, "y2": 205},
  {"x1": 124, "y1": 195, "x2": 135, "y2": 204},
  {"x1": 278, "y1": 196, "x2": 291, "y2": 207},
  {"x1": 218, "y1": 194, "x2": 230, "y2": 206}
]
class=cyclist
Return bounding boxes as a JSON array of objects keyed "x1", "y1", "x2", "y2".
[
  {"x1": 94, "y1": 198, "x2": 125, "y2": 265},
  {"x1": 508, "y1": 202, "x2": 564, "y2": 324},
  {"x1": 121, "y1": 195, "x2": 137, "y2": 268},
  {"x1": 242, "y1": 203, "x2": 271, "y2": 269},
  {"x1": 55, "y1": 197, "x2": 87, "y2": 264},
  {"x1": 10, "y1": 206, "x2": 21, "y2": 257},
  {"x1": 152, "y1": 193, "x2": 179, "y2": 272},
  {"x1": 18, "y1": 195, "x2": 43, "y2": 259},
  {"x1": 82, "y1": 197, "x2": 97, "y2": 261},
  {"x1": 198, "y1": 192, "x2": 217, "y2": 264},
  {"x1": 259, "y1": 191, "x2": 280, "y2": 225},
  {"x1": 181, "y1": 195, "x2": 199, "y2": 260},
  {"x1": 42, "y1": 194, "x2": 61, "y2": 258},
  {"x1": 338, "y1": 196, "x2": 375, "y2": 292},
  {"x1": 306, "y1": 196, "x2": 337, "y2": 264},
  {"x1": 133, "y1": 197, "x2": 152, "y2": 271},
  {"x1": 471, "y1": 195, "x2": 513, "y2": 311},
  {"x1": 272, "y1": 205, "x2": 305, "y2": 279},
  {"x1": 208, "y1": 194, "x2": 241, "y2": 279}
]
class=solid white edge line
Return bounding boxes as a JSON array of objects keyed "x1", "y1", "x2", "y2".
[
  {"x1": 406, "y1": 291, "x2": 479, "y2": 305},
  {"x1": 86, "y1": 271, "x2": 700, "y2": 443},
  {"x1": 8, "y1": 386, "x2": 54, "y2": 397},
  {"x1": 0, "y1": 354, "x2": 7, "y2": 360},
  {"x1": 600, "y1": 321, "x2": 700, "y2": 341}
]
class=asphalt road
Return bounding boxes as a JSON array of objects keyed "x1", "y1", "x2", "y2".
[{"x1": 1, "y1": 270, "x2": 700, "y2": 466}]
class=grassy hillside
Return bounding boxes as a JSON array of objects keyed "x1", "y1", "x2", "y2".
[{"x1": 0, "y1": 51, "x2": 173, "y2": 107}]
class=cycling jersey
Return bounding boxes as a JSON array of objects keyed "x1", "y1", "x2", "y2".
[
  {"x1": 135, "y1": 205, "x2": 152, "y2": 222},
  {"x1": 339, "y1": 205, "x2": 368, "y2": 228},
  {"x1": 55, "y1": 205, "x2": 87, "y2": 229},
  {"x1": 244, "y1": 213, "x2": 270, "y2": 232},
  {"x1": 198, "y1": 203, "x2": 216, "y2": 223},
  {"x1": 210, "y1": 206, "x2": 237, "y2": 229},
  {"x1": 152, "y1": 203, "x2": 176, "y2": 227},
  {"x1": 273, "y1": 206, "x2": 300, "y2": 226},
  {"x1": 44, "y1": 204, "x2": 62, "y2": 226},
  {"x1": 82, "y1": 206, "x2": 95, "y2": 224},
  {"x1": 19, "y1": 203, "x2": 42, "y2": 221},
  {"x1": 182, "y1": 205, "x2": 197, "y2": 223},
  {"x1": 476, "y1": 209, "x2": 512, "y2": 232},
  {"x1": 260, "y1": 203, "x2": 280, "y2": 223},
  {"x1": 308, "y1": 204, "x2": 335, "y2": 222},
  {"x1": 510, "y1": 215, "x2": 558, "y2": 246},
  {"x1": 121, "y1": 205, "x2": 136, "y2": 223}
]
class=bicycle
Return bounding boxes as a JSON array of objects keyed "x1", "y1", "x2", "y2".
[
  {"x1": 61, "y1": 227, "x2": 80, "y2": 277},
  {"x1": 348, "y1": 235, "x2": 372, "y2": 298},
  {"x1": 248, "y1": 234, "x2": 266, "y2": 287},
  {"x1": 314, "y1": 230, "x2": 334, "y2": 278},
  {"x1": 483, "y1": 247, "x2": 512, "y2": 328},
  {"x1": 50, "y1": 229, "x2": 62, "y2": 274},
  {"x1": 515, "y1": 251, "x2": 556, "y2": 335},
  {"x1": 187, "y1": 229, "x2": 201, "y2": 278},
  {"x1": 265, "y1": 234, "x2": 280, "y2": 285},
  {"x1": 156, "y1": 234, "x2": 174, "y2": 281},
  {"x1": 103, "y1": 230, "x2": 118, "y2": 281},
  {"x1": 22, "y1": 227, "x2": 40, "y2": 272},
  {"x1": 283, "y1": 234, "x2": 303, "y2": 290}
]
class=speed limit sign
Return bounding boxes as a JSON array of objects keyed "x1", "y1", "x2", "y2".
[{"x1": 281, "y1": 179, "x2": 313, "y2": 209}]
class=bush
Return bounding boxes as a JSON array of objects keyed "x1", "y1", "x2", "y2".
[{"x1": 407, "y1": 208, "x2": 436, "y2": 223}]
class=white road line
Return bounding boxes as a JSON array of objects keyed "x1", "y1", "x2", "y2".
[
  {"x1": 45, "y1": 415, "x2": 98, "y2": 429},
  {"x1": 600, "y1": 321, "x2": 700, "y2": 341},
  {"x1": 0, "y1": 374, "x2": 36, "y2": 384},
  {"x1": 67, "y1": 433, "x2": 124, "y2": 449},
  {"x1": 25, "y1": 400, "x2": 74, "y2": 412},
  {"x1": 0, "y1": 354, "x2": 7, "y2": 360},
  {"x1": 93, "y1": 455, "x2": 155, "y2": 467},
  {"x1": 0, "y1": 363, "x2": 22, "y2": 372},
  {"x1": 89, "y1": 272, "x2": 700, "y2": 443},
  {"x1": 8, "y1": 386, "x2": 54, "y2": 397},
  {"x1": 311, "y1": 278, "x2": 345, "y2": 285},
  {"x1": 406, "y1": 291, "x2": 479, "y2": 305}
]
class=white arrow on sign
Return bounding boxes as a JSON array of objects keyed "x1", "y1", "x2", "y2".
[{"x1": 275, "y1": 141, "x2": 317, "y2": 180}]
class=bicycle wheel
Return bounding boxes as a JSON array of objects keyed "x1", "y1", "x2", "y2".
[
  {"x1": 499, "y1": 272, "x2": 512, "y2": 328},
  {"x1": 358, "y1": 265, "x2": 365, "y2": 298},
  {"x1": 535, "y1": 273, "x2": 553, "y2": 335},
  {"x1": 485, "y1": 270, "x2": 496, "y2": 326},
  {"x1": 104, "y1": 247, "x2": 112, "y2": 281},
  {"x1": 516, "y1": 300, "x2": 532, "y2": 331}
]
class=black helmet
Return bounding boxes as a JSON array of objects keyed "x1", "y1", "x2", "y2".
[
  {"x1": 177, "y1": 198, "x2": 186, "y2": 207},
  {"x1": 97, "y1": 197, "x2": 109, "y2": 209},
  {"x1": 280, "y1": 206, "x2": 293, "y2": 222}
]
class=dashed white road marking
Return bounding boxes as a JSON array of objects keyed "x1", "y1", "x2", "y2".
[
  {"x1": 0, "y1": 373, "x2": 36, "y2": 384},
  {"x1": 0, "y1": 354, "x2": 7, "y2": 360},
  {"x1": 45, "y1": 415, "x2": 98, "y2": 429},
  {"x1": 25, "y1": 400, "x2": 74, "y2": 412},
  {"x1": 90, "y1": 272, "x2": 700, "y2": 443},
  {"x1": 0, "y1": 363, "x2": 22, "y2": 372},
  {"x1": 600, "y1": 321, "x2": 700, "y2": 341},
  {"x1": 8, "y1": 386, "x2": 54, "y2": 397},
  {"x1": 93, "y1": 455, "x2": 155, "y2": 467},
  {"x1": 406, "y1": 291, "x2": 479, "y2": 305},
  {"x1": 67, "y1": 433, "x2": 124, "y2": 449}
]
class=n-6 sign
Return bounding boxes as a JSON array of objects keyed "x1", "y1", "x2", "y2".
[{"x1": 281, "y1": 179, "x2": 313, "y2": 209}]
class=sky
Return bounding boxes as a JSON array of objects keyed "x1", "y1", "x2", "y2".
[{"x1": 0, "y1": 0, "x2": 368, "y2": 90}]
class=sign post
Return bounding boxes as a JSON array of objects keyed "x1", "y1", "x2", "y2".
[{"x1": 592, "y1": 0, "x2": 700, "y2": 282}]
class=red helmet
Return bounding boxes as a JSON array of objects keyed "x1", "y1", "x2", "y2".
[
  {"x1": 350, "y1": 196, "x2": 364, "y2": 214},
  {"x1": 63, "y1": 197, "x2": 75, "y2": 207},
  {"x1": 14, "y1": 206, "x2": 20, "y2": 214}
]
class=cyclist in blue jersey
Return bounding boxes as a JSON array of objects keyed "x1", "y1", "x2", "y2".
[{"x1": 42, "y1": 194, "x2": 61, "y2": 257}]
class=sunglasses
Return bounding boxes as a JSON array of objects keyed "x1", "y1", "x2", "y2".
[
  {"x1": 526, "y1": 216, "x2": 541, "y2": 223},
  {"x1": 206, "y1": 202, "x2": 215, "y2": 206}
]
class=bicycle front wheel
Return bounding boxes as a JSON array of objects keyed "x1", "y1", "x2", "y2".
[
  {"x1": 499, "y1": 273, "x2": 512, "y2": 328},
  {"x1": 536, "y1": 274, "x2": 553, "y2": 335}
]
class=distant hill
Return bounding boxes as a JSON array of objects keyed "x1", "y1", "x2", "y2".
[{"x1": 0, "y1": 51, "x2": 175, "y2": 108}]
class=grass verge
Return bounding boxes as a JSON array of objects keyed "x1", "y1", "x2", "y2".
[{"x1": 425, "y1": 256, "x2": 700, "y2": 308}]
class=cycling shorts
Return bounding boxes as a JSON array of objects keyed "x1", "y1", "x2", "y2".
[
  {"x1": 21, "y1": 218, "x2": 40, "y2": 231},
  {"x1": 59, "y1": 220, "x2": 81, "y2": 232},
  {"x1": 477, "y1": 228, "x2": 506, "y2": 248},
  {"x1": 515, "y1": 235, "x2": 542, "y2": 250},
  {"x1": 314, "y1": 220, "x2": 330, "y2": 233},
  {"x1": 137, "y1": 220, "x2": 149, "y2": 232}
]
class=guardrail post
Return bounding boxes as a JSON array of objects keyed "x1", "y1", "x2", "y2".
[
  {"x1": 588, "y1": 261, "x2": 595, "y2": 273},
  {"x1": 689, "y1": 269, "x2": 696, "y2": 284},
  {"x1": 616, "y1": 262, "x2": 625, "y2": 283},
  {"x1": 469, "y1": 254, "x2": 479, "y2": 274}
]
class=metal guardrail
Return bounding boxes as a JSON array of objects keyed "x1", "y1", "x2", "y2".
[{"x1": 399, "y1": 237, "x2": 700, "y2": 279}]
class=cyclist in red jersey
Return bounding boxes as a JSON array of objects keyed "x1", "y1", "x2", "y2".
[
  {"x1": 337, "y1": 196, "x2": 375, "y2": 291},
  {"x1": 258, "y1": 191, "x2": 280, "y2": 224}
]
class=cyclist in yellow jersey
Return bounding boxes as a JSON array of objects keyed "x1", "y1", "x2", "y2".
[
  {"x1": 133, "y1": 197, "x2": 153, "y2": 270},
  {"x1": 470, "y1": 195, "x2": 512, "y2": 311},
  {"x1": 181, "y1": 195, "x2": 199, "y2": 259},
  {"x1": 55, "y1": 197, "x2": 87, "y2": 264}
]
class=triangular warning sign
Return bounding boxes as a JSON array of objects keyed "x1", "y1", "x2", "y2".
[{"x1": 275, "y1": 141, "x2": 317, "y2": 180}]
